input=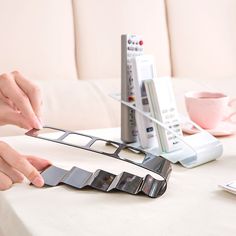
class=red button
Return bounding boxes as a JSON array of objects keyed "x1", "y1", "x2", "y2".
[
  {"x1": 128, "y1": 96, "x2": 135, "y2": 102},
  {"x1": 139, "y1": 40, "x2": 143, "y2": 46}
]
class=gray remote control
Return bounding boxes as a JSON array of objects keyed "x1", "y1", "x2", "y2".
[{"x1": 121, "y1": 34, "x2": 144, "y2": 143}]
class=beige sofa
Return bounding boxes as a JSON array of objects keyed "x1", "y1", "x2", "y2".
[
  {"x1": 1, "y1": 2, "x2": 236, "y2": 235},
  {"x1": 0, "y1": 0, "x2": 235, "y2": 136}
]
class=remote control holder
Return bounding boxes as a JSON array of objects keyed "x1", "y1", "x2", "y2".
[
  {"x1": 26, "y1": 126, "x2": 172, "y2": 198},
  {"x1": 111, "y1": 93, "x2": 223, "y2": 168},
  {"x1": 39, "y1": 165, "x2": 168, "y2": 198}
]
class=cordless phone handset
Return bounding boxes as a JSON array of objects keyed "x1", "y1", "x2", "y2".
[
  {"x1": 131, "y1": 55, "x2": 160, "y2": 149},
  {"x1": 145, "y1": 76, "x2": 183, "y2": 153}
]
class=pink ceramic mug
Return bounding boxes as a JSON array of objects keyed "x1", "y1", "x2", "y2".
[{"x1": 185, "y1": 91, "x2": 236, "y2": 129}]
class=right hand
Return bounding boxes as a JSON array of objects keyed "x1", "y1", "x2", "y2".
[
  {"x1": 0, "y1": 141, "x2": 51, "y2": 190},
  {"x1": 0, "y1": 71, "x2": 42, "y2": 129}
]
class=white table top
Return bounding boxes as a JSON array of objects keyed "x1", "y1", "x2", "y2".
[
  {"x1": 0, "y1": 78, "x2": 236, "y2": 236},
  {"x1": 0, "y1": 127, "x2": 236, "y2": 236}
]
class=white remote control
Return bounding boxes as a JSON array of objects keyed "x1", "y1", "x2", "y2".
[
  {"x1": 219, "y1": 181, "x2": 236, "y2": 195},
  {"x1": 121, "y1": 34, "x2": 144, "y2": 143},
  {"x1": 132, "y1": 55, "x2": 159, "y2": 149},
  {"x1": 145, "y1": 77, "x2": 183, "y2": 153}
]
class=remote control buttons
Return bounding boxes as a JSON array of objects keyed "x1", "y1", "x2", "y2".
[
  {"x1": 139, "y1": 40, "x2": 143, "y2": 46},
  {"x1": 128, "y1": 96, "x2": 135, "y2": 102}
]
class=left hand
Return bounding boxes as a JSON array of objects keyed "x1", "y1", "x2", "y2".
[{"x1": 0, "y1": 141, "x2": 51, "y2": 190}]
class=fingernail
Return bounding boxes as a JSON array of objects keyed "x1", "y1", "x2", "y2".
[
  {"x1": 32, "y1": 176, "x2": 44, "y2": 187},
  {"x1": 34, "y1": 117, "x2": 43, "y2": 129},
  {"x1": 38, "y1": 117, "x2": 44, "y2": 127}
]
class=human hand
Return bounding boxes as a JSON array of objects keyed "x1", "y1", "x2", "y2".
[
  {"x1": 0, "y1": 141, "x2": 51, "y2": 190},
  {"x1": 0, "y1": 71, "x2": 42, "y2": 129}
]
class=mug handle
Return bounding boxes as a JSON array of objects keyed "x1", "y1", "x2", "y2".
[
  {"x1": 229, "y1": 98, "x2": 236, "y2": 107},
  {"x1": 224, "y1": 112, "x2": 236, "y2": 123},
  {"x1": 225, "y1": 98, "x2": 236, "y2": 123}
]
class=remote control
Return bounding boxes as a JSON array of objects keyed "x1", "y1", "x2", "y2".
[
  {"x1": 131, "y1": 55, "x2": 159, "y2": 149},
  {"x1": 121, "y1": 34, "x2": 144, "y2": 143},
  {"x1": 219, "y1": 181, "x2": 236, "y2": 195},
  {"x1": 145, "y1": 77, "x2": 183, "y2": 153}
]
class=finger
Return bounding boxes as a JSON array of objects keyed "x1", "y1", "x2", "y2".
[
  {"x1": 0, "y1": 90, "x2": 8, "y2": 102},
  {"x1": 12, "y1": 71, "x2": 43, "y2": 120},
  {"x1": 0, "y1": 142, "x2": 44, "y2": 187},
  {"x1": 0, "y1": 157, "x2": 24, "y2": 183},
  {"x1": 0, "y1": 104, "x2": 32, "y2": 129},
  {"x1": 0, "y1": 73, "x2": 42, "y2": 129},
  {"x1": 0, "y1": 90, "x2": 15, "y2": 109},
  {"x1": 0, "y1": 171, "x2": 13, "y2": 190},
  {"x1": 26, "y1": 156, "x2": 51, "y2": 171},
  {"x1": 9, "y1": 112, "x2": 33, "y2": 129}
]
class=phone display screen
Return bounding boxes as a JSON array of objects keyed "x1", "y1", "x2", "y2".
[{"x1": 140, "y1": 63, "x2": 154, "y2": 80}]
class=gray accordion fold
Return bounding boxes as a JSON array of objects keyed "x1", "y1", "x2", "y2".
[{"x1": 41, "y1": 165, "x2": 167, "y2": 198}]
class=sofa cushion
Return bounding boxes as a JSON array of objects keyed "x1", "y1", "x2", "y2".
[
  {"x1": 72, "y1": 0, "x2": 171, "y2": 79},
  {"x1": 166, "y1": 0, "x2": 236, "y2": 79},
  {"x1": 0, "y1": 79, "x2": 120, "y2": 136},
  {"x1": 0, "y1": 0, "x2": 77, "y2": 80}
]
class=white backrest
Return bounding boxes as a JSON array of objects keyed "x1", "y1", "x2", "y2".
[
  {"x1": 0, "y1": 0, "x2": 77, "y2": 80},
  {"x1": 166, "y1": 0, "x2": 236, "y2": 79},
  {"x1": 72, "y1": 0, "x2": 171, "y2": 79}
]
